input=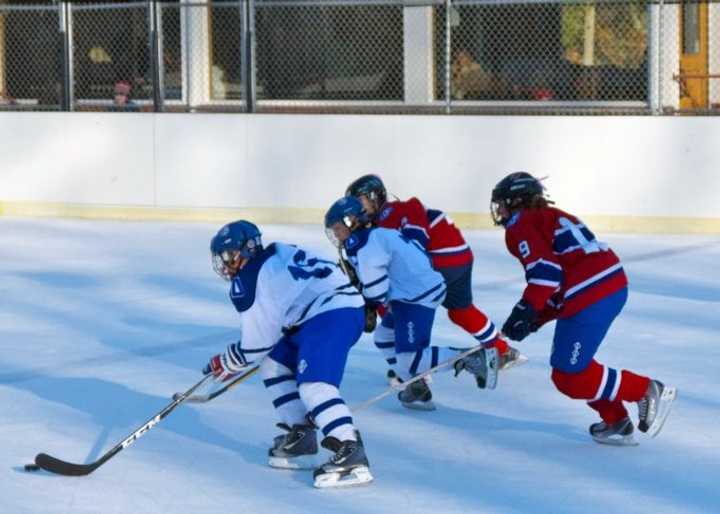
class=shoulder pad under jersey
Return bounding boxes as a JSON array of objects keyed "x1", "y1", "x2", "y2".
[
  {"x1": 506, "y1": 211, "x2": 521, "y2": 228},
  {"x1": 344, "y1": 227, "x2": 372, "y2": 256},
  {"x1": 377, "y1": 205, "x2": 394, "y2": 222},
  {"x1": 230, "y1": 243, "x2": 277, "y2": 312}
]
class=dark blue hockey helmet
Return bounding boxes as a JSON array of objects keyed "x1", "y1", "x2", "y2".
[
  {"x1": 491, "y1": 172, "x2": 547, "y2": 225},
  {"x1": 324, "y1": 196, "x2": 370, "y2": 247},
  {"x1": 210, "y1": 220, "x2": 263, "y2": 280},
  {"x1": 345, "y1": 174, "x2": 387, "y2": 215}
]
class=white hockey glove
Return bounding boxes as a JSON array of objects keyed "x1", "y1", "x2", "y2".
[{"x1": 204, "y1": 342, "x2": 248, "y2": 382}]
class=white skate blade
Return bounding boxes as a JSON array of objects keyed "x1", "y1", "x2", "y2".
[
  {"x1": 268, "y1": 454, "x2": 319, "y2": 470},
  {"x1": 484, "y1": 348, "x2": 499, "y2": 390},
  {"x1": 592, "y1": 433, "x2": 639, "y2": 447},
  {"x1": 647, "y1": 386, "x2": 677, "y2": 438},
  {"x1": 314, "y1": 466, "x2": 373, "y2": 488},
  {"x1": 401, "y1": 399, "x2": 436, "y2": 411},
  {"x1": 500, "y1": 352, "x2": 529, "y2": 371}
]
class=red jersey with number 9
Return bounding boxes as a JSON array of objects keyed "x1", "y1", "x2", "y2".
[{"x1": 504, "y1": 206, "x2": 628, "y2": 319}]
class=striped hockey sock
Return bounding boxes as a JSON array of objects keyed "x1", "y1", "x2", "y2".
[
  {"x1": 448, "y1": 306, "x2": 508, "y2": 354},
  {"x1": 261, "y1": 357, "x2": 306, "y2": 426},
  {"x1": 373, "y1": 322, "x2": 398, "y2": 370},
  {"x1": 299, "y1": 382, "x2": 357, "y2": 442},
  {"x1": 395, "y1": 346, "x2": 460, "y2": 381}
]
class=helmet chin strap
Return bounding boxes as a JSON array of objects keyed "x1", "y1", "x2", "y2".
[
  {"x1": 237, "y1": 256, "x2": 250, "y2": 270},
  {"x1": 224, "y1": 254, "x2": 249, "y2": 278}
]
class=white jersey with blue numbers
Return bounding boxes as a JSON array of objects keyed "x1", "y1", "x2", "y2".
[
  {"x1": 345, "y1": 227, "x2": 446, "y2": 308},
  {"x1": 228, "y1": 242, "x2": 363, "y2": 362}
]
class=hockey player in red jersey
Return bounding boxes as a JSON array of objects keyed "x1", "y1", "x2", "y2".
[
  {"x1": 346, "y1": 175, "x2": 525, "y2": 404},
  {"x1": 491, "y1": 172, "x2": 676, "y2": 445}
]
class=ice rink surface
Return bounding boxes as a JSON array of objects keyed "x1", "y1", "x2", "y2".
[{"x1": 1, "y1": 217, "x2": 718, "y2": 514}]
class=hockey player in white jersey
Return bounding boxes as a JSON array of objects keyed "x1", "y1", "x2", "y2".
[
  {"x1": 325, "y1": 197, "x2": 498, "y2": 410},
  {"x1": 204, "y1": 220, "x2": 372, "y2": 488}
]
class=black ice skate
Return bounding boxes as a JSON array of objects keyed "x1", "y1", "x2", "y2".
[
  {"x1": 589, "y1": 417, "x2": 638, "y2": 446},
  {"x1": 397, "y1": 377, "x2": 436, "y2": 411},
  {"x1": 313, "y1": 433, "x2": 373, "y2": 488},
  {"x1": 268, "y1": 422, "x2": 319, "y2": 470},
  {"x1": 454, "y1": 347, "x2": 499, "y2": 389},
  {"x1": 637, "y1": 379, "x2": 677, "y2": 438},
  {"x1": 499, "y1": 345, "x2": 529, "y2": 371}
]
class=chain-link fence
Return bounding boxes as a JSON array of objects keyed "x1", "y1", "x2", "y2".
[
  {"x1": 0, "y1": 0, "x2": 718, "y2": 114},
  {"x1": 71, "y1": 3, "x2": 152, "y2": 110},
  {"x1": 255, "y1": 1, "x2": 405, "y2": 104},
  {"x1": 0, "y1": 4, "x2": 63, "y2": 110}
]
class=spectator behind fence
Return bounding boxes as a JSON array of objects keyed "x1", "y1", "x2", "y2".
[
  {"x1": 110, "y1": 80, "x2": 139, "y2": 112},
  {"x1": 0, "y1": 91, "x2": 17, "y2": 107}
]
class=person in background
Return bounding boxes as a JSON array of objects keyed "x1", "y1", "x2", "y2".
[{"x1": 111, "y1": 80, "x2": 139, "y2": 111}]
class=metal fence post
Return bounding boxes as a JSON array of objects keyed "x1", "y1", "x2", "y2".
[
  {"x1": 444, "y1": 0, "x2": 452, "y2": 114},
  {"x1": 244, "y1": 0, "x2": 256, "y2": 112},
  {"x1": 657, "y1": 0, "x2": 664, "y2": 115},
  {"x1": 59, "y1": 1, "x2": 73, "y2": 111},
  {"x1": 149, "y1": 0, "x2": 163, "y2": 111}
]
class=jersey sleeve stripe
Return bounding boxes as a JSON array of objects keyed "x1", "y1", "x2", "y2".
[
  {"x1": 363, "y1": 274, "x2": 389, "y2": 289},
  {"x1": 428, "y1": 244, "x2": 470, "y2": 254},
  {"x1": 235, "y1": 344, "x2": 275, "y2": 359},
  {"x1": 320, "y1": 290, "x2": 362, "y2": 306},
  {"x1": 292, "y1": 297, "x2": 320, "y2": 327},
  {"x1": 526, "y1": 258, "x2": 563, "y2": 271},
  {"x1": 227, "y1": 345, "x2": 246, "y2": 367},
  {"x1": 403, "y1": 224, "x2": 429, "y2": 238},
  {"x1": 564, "y1": 263, "x2": 623, "y2": 300},
  {"x1": 525, "y1": 262, "x2": 563, "y2": 284},
  {"x1": 528, "y1": 278, "x2": 561, "y2": 287},
  {"x1": 403, "y1": 282, "x2": 444, "y2": 303},
  {"x1": 365, "y1": 290, "x2": 388, "y2": 302},
  {"x1": 401, "y1": 227, "x2": 430, "y2": 247},
  {"x1": 430, "y1": 288, "x2": 447, "y2": 303},
  {"x1": 335, "y1": 282, "x2": 356, "y2": 290},
  {"x1": 427, "y1": 210, "x2": 446, "y2": 228}
]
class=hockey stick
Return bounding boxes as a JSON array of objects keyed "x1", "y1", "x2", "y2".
[
  {"x1": 351, "y1": 345, "x2": 496, "y2": 413},
  {"x1": 32, "y1": 373, "x2": 214, "y2": 476},
  {"x1": 173, "y1": 365, "x2": 260, "y2": 403}
]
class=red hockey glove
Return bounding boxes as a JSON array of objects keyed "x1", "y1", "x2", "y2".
[{"x1": 203, "y1": 342, "x2": 248, "y2": 381}]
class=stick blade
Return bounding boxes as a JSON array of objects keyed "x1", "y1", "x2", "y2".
[{"x1": 35, "y1": 453, "x2": 97, "y2": 476}]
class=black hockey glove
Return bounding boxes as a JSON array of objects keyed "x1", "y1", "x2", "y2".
[
  {"x1": 363, "y1": 302, "x2": 378, "y2": 333},
  {"x1": 501, "y1": 300, "x2": 538, "y2": 342}
]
